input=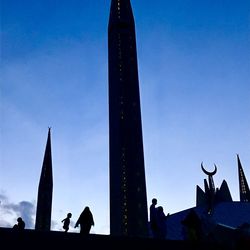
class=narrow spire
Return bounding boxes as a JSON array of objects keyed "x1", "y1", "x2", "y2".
[
  {"x1": 108, "y1": 0, "x2": 149, "y2": 237},
  {"x1": 35, "y1": 128, "x2": 53, "y2": 230},
  {"x1": 237, "y1": 154, "x2": 250, "y2": 202}
]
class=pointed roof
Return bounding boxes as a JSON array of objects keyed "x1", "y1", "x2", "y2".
[
  {"x1": 196, "y1": 185, "x2": 207, "y2": 206},
  {"x1": 216, "y1": 180, "x2": 233, "y2": 202},
  {"x1": 40, "y1": 128, "x2": 53, "y2": 182},
  {"x1": 35, "y1": 128, "x2": 53, "y2": 231},
  {"x1": 237, "y1": 154, "x2": 250, "y2": 202}
]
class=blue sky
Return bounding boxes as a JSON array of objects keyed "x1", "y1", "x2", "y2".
[{"x1": 1, "y1": 0, "x2": 249, "y2": 234}]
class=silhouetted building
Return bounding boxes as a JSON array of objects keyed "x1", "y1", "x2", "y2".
[
  {"x1": 108, "y1": 0, "x2": 148, "y2": 237},
  {"x1": 196, "y1": 163, "x2": 232, "y2": 212},
  {"x1": 166, "y1": 157, "x2": 250, "y2": 242},
  {"x1": 35, "y1": 128, "x2": 53, "y2": 231},
  {"x1": 237, "y1": 154, "x2": 250, "y2": 202}
]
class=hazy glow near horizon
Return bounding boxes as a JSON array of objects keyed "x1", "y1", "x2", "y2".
[{"x1": 1, "y1": 0, "x2": 249, "y2": 234}]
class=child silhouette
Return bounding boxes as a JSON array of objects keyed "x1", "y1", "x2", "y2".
[{"x1": 61, "y1": 213, "x2": 72, "y2": 232}]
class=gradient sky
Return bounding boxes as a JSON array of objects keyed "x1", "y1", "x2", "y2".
[{"x1": 1, "y1": 0, "x2": 249, "y2": 234}]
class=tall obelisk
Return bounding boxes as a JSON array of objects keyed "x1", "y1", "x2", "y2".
[
  {"x1": 108, "y1": 0, "x2": 148, "y2": 237},
  {"x1": 35, "y1": 128, "x2": 53, "y2": 230}
]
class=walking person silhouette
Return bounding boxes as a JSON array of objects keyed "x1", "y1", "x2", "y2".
[
  {"x1": 61, "y1": 212, "x2": 72, "y2": 232},
  {"x1": 74, "y1": 206, "x2": 94, "y2": 235}
]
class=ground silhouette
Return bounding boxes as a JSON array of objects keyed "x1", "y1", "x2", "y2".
[{"x1": 0, "y1": 227, "x2": 242, "y2": 250}]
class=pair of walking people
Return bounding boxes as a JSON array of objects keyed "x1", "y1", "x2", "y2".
[
  {"x1": 150, "y1": 198, "x2": 167, "y2": 239},
  {"x1": 62, "y1": 206, "x2": 94, "y2": 235}
]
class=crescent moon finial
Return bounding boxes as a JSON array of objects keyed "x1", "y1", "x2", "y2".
[{"x1": 201, "y1": 162, "x2": 217, "y2": 176}]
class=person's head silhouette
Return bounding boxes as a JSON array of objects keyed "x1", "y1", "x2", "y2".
[
  {"x1": 152, "y1": 198, "x2": 157, "y2": 205},
  {"x1": 17, "y1": 217, "x2": 22, "y2": 223}
]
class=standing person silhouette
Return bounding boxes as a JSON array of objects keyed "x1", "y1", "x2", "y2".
[
  {"x1": 74, "y1": 206, "x2": 94, "y2": 235},
  {"x1": 61, "y1": 212, "x2": 72, "y2": 232},
  {"x1": 156, "y1": 206, "x2": 167, "y2": 239},
  {"x1": 149, "y1": 198, "x2": 158, "y2": 238}
]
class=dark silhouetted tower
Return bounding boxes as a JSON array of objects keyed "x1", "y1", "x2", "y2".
[
  {"x1": 35, "y1": 128, "x2": 53, "y2": 230},
  {"x1": 237, "y1": 154, "x2": 250, "y2": 202},
  {"x1": 108, "y1": 0, "x2": 148, "y2": 237}
]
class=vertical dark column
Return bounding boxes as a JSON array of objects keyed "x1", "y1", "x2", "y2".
[
  {"x1": 237, "y1": 154, "x2": 250, "y2": 202},
  {"x1": 108, "y1": 0, "x2": 148, "y2": 237},
  {"x1": 35, "y1": 128, "x2": 53, "y2": 230}
]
